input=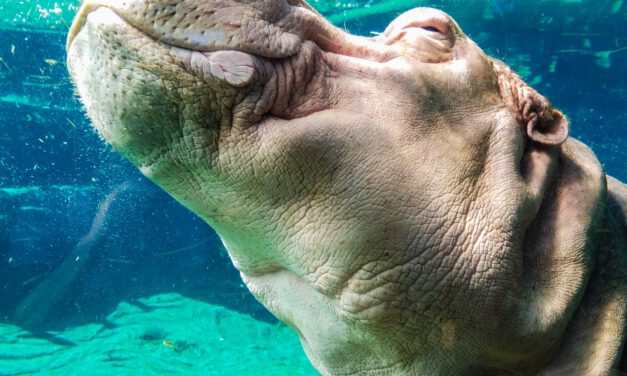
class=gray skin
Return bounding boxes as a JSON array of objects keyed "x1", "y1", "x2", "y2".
[{"x1": 66, "y1": 1, "x2": 626, "y2": 374}]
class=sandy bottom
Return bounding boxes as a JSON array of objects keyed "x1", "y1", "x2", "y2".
[{"x1": 0, "y1": 293, "x2": 316, "y2": 375}]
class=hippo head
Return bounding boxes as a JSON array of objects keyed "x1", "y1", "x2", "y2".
[{"x1": 67, "y1": 1, "x2": 625, "y2": 374}]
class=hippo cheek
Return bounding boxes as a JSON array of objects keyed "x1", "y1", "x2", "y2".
[
  {"x1": 68, "y1": 7, "x2": 198, "y2": 166},
  {"x1": 67, "y1": 5, "x2": 274, "y2": 179}
]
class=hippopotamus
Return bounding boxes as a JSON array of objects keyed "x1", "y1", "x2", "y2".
[{"x1": 66, "y1": 0, "x2": 626, "y2": 374}]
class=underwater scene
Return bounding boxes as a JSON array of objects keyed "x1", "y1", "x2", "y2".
[{"x1": 0, "y1": 0, "x2": 625, "y2": 375}]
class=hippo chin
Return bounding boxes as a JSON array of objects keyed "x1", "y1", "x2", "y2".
[{"x1": 66, "y1": 1, "x2": 626, "y2": 374}]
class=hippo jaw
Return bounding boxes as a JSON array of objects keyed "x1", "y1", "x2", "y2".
[{"x1": 68, "y1": 1, "x2": 624, "y2": 374}]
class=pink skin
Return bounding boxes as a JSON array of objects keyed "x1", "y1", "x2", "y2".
[{"x1": 67, "y1": 1, "x2": 626, "y2": 374}]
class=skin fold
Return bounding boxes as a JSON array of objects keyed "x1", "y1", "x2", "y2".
[{"x1": 65, "y1": 1, "x2": 627, "y2": 374}]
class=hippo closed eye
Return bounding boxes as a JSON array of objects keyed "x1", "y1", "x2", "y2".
[{"x1": 66, "y1": 1, "x2": 626, "y2": 374}]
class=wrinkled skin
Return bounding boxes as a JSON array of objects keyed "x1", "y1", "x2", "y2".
[{"x1": 66, "y1": 1, "x2": 627, "y2": 374}]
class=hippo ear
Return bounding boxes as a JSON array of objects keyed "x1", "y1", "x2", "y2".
[{"x1": 492, "y1": 59, "x2": 569, "y2": 146}]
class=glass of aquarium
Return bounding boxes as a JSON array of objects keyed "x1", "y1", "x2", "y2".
[{"x1": 1, "y1": 0, "x2": 625, "y2": 375}]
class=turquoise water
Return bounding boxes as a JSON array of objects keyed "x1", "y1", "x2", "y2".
[{"x1": 0, "y1": 1, "x2": 625, "y2": 374}]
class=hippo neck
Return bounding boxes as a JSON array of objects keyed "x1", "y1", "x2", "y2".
[
  {"x1": 501, "y1": 138, "x2": 626, "y2": 373},
  {"x1": 540, "y1": 205, "x2": 626, "y2": 374}
]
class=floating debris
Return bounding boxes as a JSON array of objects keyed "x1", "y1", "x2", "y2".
[
  {"x1": 19, "y1": 206, "x2": 49, "y2": 212},
  {"x1": 162, "y1": 340, "x2": 175, "y2": 348},
  {"x1": 556, "y1": 46, "x2": 627, "y2": 69},
  {"x1": 0, "y1": 56, "x2": 12, "y2": 72}
]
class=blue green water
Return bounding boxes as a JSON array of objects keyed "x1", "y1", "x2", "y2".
[{"x1": 0, "y1": 1, "x2": 625, "y2": 374}]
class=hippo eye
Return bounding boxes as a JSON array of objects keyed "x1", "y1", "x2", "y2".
[{"x1": 421, "y1": 26, "x2": 442, "y2": 33}]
